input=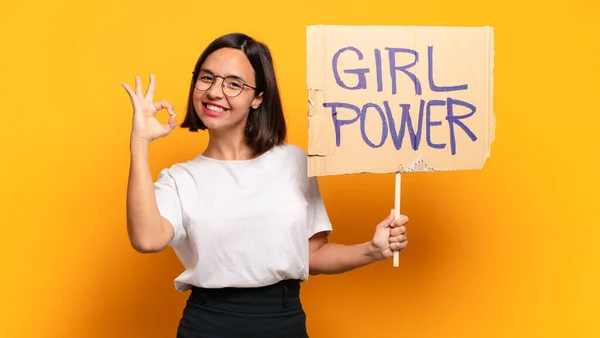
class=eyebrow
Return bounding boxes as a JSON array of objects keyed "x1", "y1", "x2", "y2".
[{"x1": 198, "y1": 68, "x2": 246, "y2": 82}]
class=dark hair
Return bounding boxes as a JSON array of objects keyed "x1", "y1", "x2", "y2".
[{"x1": 181, "y1": 33, "x2": 287, "y2": 155}]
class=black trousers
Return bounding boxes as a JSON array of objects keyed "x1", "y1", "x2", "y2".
[{"x1": 176, "y1": 279, "x2": 308, "y2": 338}]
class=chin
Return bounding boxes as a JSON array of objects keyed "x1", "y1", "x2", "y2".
[
  {"x1": 197, "y1": 114, "x2": 234, "y2": 131},
  {"x1": 198, "y1": 114, "x2": 249, "y2": 134},
  {"x1": 198, "y1": 115, "x2": 226, "y2": 130}
]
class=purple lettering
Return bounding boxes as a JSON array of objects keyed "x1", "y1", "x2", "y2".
[
  {"x1": 428, "y1": 46, "x2": 468, "y2": 92},
  {"x1": 324, "y1": 102, "x2": 361, "y2": 147},
  {"x1": 426, "y1": 100, "x2": 447, "y2": 150},
  {"x1": 384, "y1": 100, "x2": 425, "y2": 151},
  {"x1": 386, "y1": 47, "x2": 422, "y2": 96},
  {"x1": 360, "y1": 103, "x2": 388, "y2": 148},
  {"x1": 332, "y1": 47, "x2": 370, "y2": 90},
  {"x1": 446, "y1": 98, "x2": 477, "y2": 155}
]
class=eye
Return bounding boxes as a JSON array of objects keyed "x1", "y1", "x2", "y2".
[
  {"x1": 226, "y1": 79, "x2": 243, "y2": 88},
  {"x1": 199, "y1": 76, "x2": 213, "y2": 83}
]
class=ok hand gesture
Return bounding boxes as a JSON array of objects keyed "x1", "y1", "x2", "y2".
[{"x1": 122, "y1": 74, "x2": 177, "y2": 143}]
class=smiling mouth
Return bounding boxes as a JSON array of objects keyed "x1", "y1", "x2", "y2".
[
  {"x1": 204, "y1": 103, "x2": 228, "y2": 113},
  {"x1": 202, "y1": 103, "x2": 230, "y2": 117}
]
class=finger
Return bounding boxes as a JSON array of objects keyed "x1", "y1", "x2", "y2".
[
  {"x1": 390, "y1": 241, "x2": 407, "y2": 251},
  {"x1": 145, "y1": 74, "x2": 155, "y2": 101},
  {"x1": 389, "y1": 235, "x2": 407, "y2": 243},
  {"x1": 122, "y1": 83, "x2": 135, "y2": 99},
  {"x1": 390, "y1": 226, "x2": 406, "y2": 236},
  {"x1": 135, "y1": 76, "x2": 143, "y2": 97},
  {"x1": 391, "y1": 215, "x2": 409, "y2": 228},
  {"x1": 122, "y1": 83, "x2": 139, "y2": 109},
  {"x1": 378, "y1": 209, "x2": 396, "y2": 229},
  {"x1": 164, "y1": 113, "x2": 177, "y2": 133},
  {"x1": 154, "y1": 100, "x2": 173, "y2": 115}
]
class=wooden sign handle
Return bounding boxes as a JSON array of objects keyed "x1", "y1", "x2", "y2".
[{"x1": 393, "y1": 172, "x2": 401, "y2": 267}]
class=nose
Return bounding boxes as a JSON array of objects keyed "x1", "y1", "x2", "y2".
[{"x1": 206, "y1": 76, "x2": 225, "y2": 99}]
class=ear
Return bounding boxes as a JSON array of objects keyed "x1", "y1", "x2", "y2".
[{"x1": 251, "y1": 92, "x2": 263, "y2": 109}]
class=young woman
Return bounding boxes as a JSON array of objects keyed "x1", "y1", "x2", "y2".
[{"x1": 122, "y1": 33, "x2": 408, "y2": 337}]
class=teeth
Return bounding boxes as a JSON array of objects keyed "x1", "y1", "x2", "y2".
[{"x1": 207, "y1": 104, "x2": 225, "y2": 112}]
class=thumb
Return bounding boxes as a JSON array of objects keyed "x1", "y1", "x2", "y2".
[
  {"x1": 167, "y1": 113, "x2": 177, "y2": 130},
  {"x1": 162, "y1": 113, "x2": 177, "y2": 134},
  {"x1": 378, "y1": 209, "x2": 396, "y2": 229}
]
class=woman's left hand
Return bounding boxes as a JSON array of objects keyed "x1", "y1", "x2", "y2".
[{"x1": 370, "y1": 209, "x2": 408, "y2": 259}]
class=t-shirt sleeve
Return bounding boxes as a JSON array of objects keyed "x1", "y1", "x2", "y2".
[
  {"x1": 292, "y1": 145, "x2": 333, "y2": 237},
  {"x1": 154, "y1": 168, "x2": 187, "y2": 247},
  {"x1": 304, "y1": 175, "x2": 333, "y2": 237}
]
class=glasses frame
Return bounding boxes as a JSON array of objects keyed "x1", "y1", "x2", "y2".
[{"x1": 193, "y1": 71, "x2": 257, "y2": 98}]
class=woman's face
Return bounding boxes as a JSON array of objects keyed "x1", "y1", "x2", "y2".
[{"x1": 193, "y1": 47, "x2": 263, "y2": 132}]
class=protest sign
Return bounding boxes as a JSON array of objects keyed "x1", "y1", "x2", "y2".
[{"x1": 306, "y1": 25, "x2": 495, "y2": 266}]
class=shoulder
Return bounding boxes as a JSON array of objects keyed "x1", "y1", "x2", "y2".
[
  {"x1": 267, "y1": 143, "x2": 315, "y2": 191},
  {"x1": 156, "y1": 157, "x2": 201, "y2": 184},
  {"x1": 267, "y1": 143, "x2": 309, "y2": 175},
  {"x1": 270, "y1": 143, "x2": 308, "y2": 164}
]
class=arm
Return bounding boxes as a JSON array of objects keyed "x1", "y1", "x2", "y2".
[
  {"x1": 122, "y1": 74, "x2": 178, "y2": 254},
  {"x1": 308, "y1": 232, "x2": 384, "y2": 275},
  {"x1": 308, "y1": 210, "x2": 409, "y2": 275},
  {"x1": 294, "y1": 147, "x2": 408, "y2": 274},
  {"x1": 126, "y1": 137, "x2": 174, "y2": 253}
]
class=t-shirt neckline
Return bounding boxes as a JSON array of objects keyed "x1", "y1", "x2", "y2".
[{"x1": 196, "y1": 145, "x2": 280, "y2": 164}]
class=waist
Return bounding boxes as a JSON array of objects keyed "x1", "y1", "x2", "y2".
[{"x1": 188, "y1": 279, "x2": 302, "y2": 314}]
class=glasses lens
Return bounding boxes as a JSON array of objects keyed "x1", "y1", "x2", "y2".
[
  {"x1": 223, "y1": 77, "x2": 244, "y2": 97},
  {"x1": 195, "y1": 73, "x2": 214, "y2": 91}
]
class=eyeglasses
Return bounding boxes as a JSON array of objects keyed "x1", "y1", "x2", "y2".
[{"x1": 193, "y1": 70, "x2": 256, "y2": 98}]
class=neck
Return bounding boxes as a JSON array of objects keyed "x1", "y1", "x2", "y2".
[{"x1": 203, "y1": 127, "x2": 254, "y2": 161}]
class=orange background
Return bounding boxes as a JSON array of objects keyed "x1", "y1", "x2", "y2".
[{"x1": 1, "y1": 0, "x2": 598, "y2": 337}]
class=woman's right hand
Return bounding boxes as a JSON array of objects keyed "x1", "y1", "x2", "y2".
[{"x1": 122, "y1": 74, "x2": 177, "y2": 143}]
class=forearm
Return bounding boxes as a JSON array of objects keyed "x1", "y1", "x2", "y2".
[
  {"x1": 126, "y1": 136, "x2": 172, "y2": 253},
  {"x1": 309, "y1": 241, "x2": 385, "y2": 275}
]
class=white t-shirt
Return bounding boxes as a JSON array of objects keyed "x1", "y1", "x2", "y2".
[{"x1": 153, "y1": 143, "x2": 332, "y2": 291}]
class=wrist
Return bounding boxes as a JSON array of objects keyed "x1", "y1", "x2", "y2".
[
  {"x1": 130, "y1": 133, "x2": 152, "y2": 148},
  {"x1": 130, "y1": 134, "x2": 152, "y2": 157},
  {"x1": 365, "y1": 241, "x2": 385, "y2": 261}
]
